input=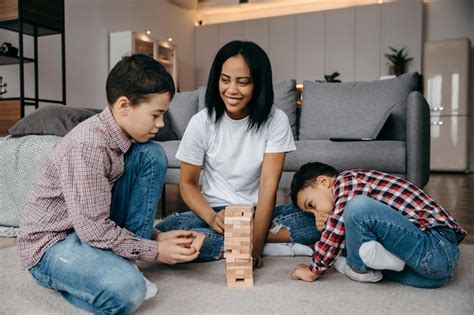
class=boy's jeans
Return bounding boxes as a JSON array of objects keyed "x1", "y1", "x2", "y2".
[
  {"x1": 344, "y1": 195, "x2": 460, "y2": 288},
  {"x1": 156, "y1": 203, "x2": 322, "y2": 261},
  {"x1": 29, "y1": 142, "x2": 167, "y2": 314}
]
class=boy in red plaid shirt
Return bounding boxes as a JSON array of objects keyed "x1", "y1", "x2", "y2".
[{"x1": 289, "y1": 162, "x2": 466, "y2": 288}]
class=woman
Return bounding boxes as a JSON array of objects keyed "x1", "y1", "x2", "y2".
[{"x1": 157, "y1": 40, "x2": 320, "y2": 267}]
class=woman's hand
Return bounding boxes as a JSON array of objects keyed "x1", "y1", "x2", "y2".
[
  {"x1": 252, "y1": 250, "x2": 264, "y2": 269},
  {"x1": 291, "y1": 263, "x2": 319, "y2": 282},
  {"x1": 156, "y1": 230, "x2": 200, "y2": 264},
  {"x1": 207, "y1": 210, "x2": 225, "y2": 234}
]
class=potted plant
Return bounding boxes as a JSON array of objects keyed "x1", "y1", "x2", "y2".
[
  {"x1": 384, "y1": 46, "x2": 413, "y2": 76},
  {"x1": 316, "y1": 72, "x2": 341, "y2": 83}
]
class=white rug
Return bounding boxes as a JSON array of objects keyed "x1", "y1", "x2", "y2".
[{"x1": 0, "y1": 245, "x2": 473, "y2": 314}]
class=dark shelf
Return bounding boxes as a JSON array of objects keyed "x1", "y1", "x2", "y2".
[
  {"x1": 0, "y1": 0, "x2": 66, "y2": 118},
  {"x1": 0, "y1": 55, "x2": 34, "y2": 65},
  {"x1": 0, "y1": 19, "x2": 62, "y2": 36}
]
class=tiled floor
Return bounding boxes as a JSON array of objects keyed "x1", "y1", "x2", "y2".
[{"x1": 1, "y1": 173, "x2": 473, "y2": 249}]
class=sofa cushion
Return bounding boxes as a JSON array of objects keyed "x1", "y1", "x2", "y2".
[
  {"x1": 8, "y1": 105, "x2": 101, "y2": 137},
  {"x1": 168, "y1": 90, "x2": 200, "y2": 139},
  {"x1": 300, "y1": 73, "x2": 419, "y2": 141},
  {"x1": 284, "y1": 140, "x2": 406, "y2": 174},
  {"x1": 273, "y1": 79, "x2": 298, "y2": 139},
  {"x1": 157, "y1": 140, "x2": 181, "y2": 168},
  {"x1": 197, "y1": 86, "x2": 207, "y2": 111}
]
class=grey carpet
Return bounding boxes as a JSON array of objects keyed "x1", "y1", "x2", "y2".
[{"x1": 0, "y1": 245, "x2": 473, "y2": 314}]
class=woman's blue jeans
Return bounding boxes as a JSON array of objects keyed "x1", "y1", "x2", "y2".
[
  {"x1": 344, "y1": 195, "x2": 460, "y2": 288},
  {"x1": 156, "y1": 203, "x2": 322, "y2": 261},
  {"x1": 28, "y1": 142, "x2": 167, "y2": 314}
]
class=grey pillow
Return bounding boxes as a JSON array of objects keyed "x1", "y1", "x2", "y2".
[
  {"x1": 273, "y1": 79, "x2": 297, "y2": 139},
  {"x1": 299, "y1": 72, "x2": 419, "y2": 141},
  {"x1": 168, "y1": 89, "x2": 200, "y2": 139},
  {"x1": 8, "y1": 105, "x2": 101, "y2": 137}
]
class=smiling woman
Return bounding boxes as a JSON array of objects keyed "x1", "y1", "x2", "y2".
[
  {"x1": 218, "y1": 55, "x2": 254, "y2": 120},
  {"x1": 156, "y1": 40, "x2": 320, "y2": 269}
]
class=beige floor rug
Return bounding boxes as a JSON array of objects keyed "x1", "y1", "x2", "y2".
[{"x1": 1, "y1": 245, "x2": 473, "y2": 314}]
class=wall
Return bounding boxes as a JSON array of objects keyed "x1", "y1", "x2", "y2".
[
  {"x1": 194, "y1": 0, "x2": 474, "y2": 172},
  {"x1": 423, "y1": 0, "x2": 474, "y2": 170},
  {"x1": 194, "y1": 1, "x2": 423, "y2": 85},
  {"x1": 0, "y1": 0, "x2": 196, "y2": 113}
]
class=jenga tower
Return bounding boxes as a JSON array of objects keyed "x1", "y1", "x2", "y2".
[{"x1": 224, "y1": 205, "x2": 254, "y2": 288}]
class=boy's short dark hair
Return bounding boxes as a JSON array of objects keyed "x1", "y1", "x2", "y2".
[
  {"x1": 205, "y1": 40, "x2": 273, "y2": 131},
  {"x1": 290, "y1": 162, "x2": 340, "y2": 206},
  {"x1": 106, "y1": 53, "x2": 175, "y2": 106}
]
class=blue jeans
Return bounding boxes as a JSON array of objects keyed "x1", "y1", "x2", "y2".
[
  {"x1": 29, "y1": 142, "x2": 167, "y2": 314},
  {"x1": 156, "y1": 203, "x2": 321, "y2": 261},
  {"x1": 344, "y1": 195, "x2": 460, "y2": 288}
]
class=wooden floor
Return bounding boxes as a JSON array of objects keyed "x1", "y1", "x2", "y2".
[
  {"x1": 1, "y1": 172, "x2": 473, "y2": 249},
  {"x1": 158, "y1": 172, "x2": 474, "y2": 245}
]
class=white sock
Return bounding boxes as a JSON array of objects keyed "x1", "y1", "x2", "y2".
[
  {"x1": 333, "y1": 256, "x2": 382, "y2": 283},
  {"x1": 262, "y1": 243, "x2": 294, "y2": 256},
  {"x1": 262, "y1": 243, "x2": 313, "y2": 256},
  {"x1": 133, "y1": 265, "x2": 158, "y2": 300},
  {"x1": 291, "y1": 243, "x2": 314, "y2": 256},
  {"x1": 359, "y1": 240, "x2": 405, "y2": 272}
]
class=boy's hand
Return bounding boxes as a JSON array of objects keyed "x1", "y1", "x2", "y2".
[
  {"x1": 306, "y1": 209, "x2": 330, "y2": 232},
  {"x1": 291, "y1": 263, "x2": 319, "y2": 282},
  {"x1": 315, "y1": 211, "x2": 330, "y2": 232},
  {"x1": 156, "y1": 230, "x2": 200, "y2": 264},
  {"x1": 157, "y1": 230, "x2": 196, "y2": 242},
  {"x1": 207, "y1": 210, "x2": 225, "y2": 234}
]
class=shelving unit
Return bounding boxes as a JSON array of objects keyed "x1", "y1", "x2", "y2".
[
  {"x1": 110, "y1": 31, "x2": 178, "y2": 88},
  {"x1": 157, "y1": 40, "x2": 177, "y2": 88},
  {"x1": 0, "y1": 0, "x2": 66, "y2": 135}
]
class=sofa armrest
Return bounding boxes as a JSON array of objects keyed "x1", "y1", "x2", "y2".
[{"x1": 406, "y1": 91, "x2": 430, "y2": 188}]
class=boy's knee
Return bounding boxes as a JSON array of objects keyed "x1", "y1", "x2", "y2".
[
  {"x1": 344, "y1": 195, "x2": 373, "y2": 222},
  {"x1": 144, "y1": 142, "x2": 168, "y2": 167},
  {"x1": 134, "y1": 142, "x2": 168, "y2": 170},
  {"x1": 98, "y1": 271, "x2": 146, "y2": 313}
]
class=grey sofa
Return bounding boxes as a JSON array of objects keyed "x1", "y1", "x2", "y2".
[{"x1": 156, "y1": 72, "x2": 430, "y2": 193}]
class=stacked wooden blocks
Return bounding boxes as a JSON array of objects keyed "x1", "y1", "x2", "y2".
[{"x1": 224, "y1": 205, "x2": 254, "y2": 288}]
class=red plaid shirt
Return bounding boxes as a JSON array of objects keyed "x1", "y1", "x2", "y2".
[
  {"x1": 309, "y1": 169, "x2": 467, "y2": 275},
  {"x1": 17, "y1": 107, "x2": 159, "y2": 269}
]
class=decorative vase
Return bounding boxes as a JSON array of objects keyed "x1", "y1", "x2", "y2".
[{"x1": 389, "y1": 65, "x2": 405, "y2": 76}]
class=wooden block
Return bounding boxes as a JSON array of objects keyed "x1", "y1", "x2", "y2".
[
  {"x1": 191, "y1": 233, "x2": 205, "y2": 251},
  {"x1": 226, "y1": 277, "x2": 254, "y2": 288},
  {"x1": 226, "y1": 258, "x2": 253, "y2": 269},
  {"x1": 224, "y1": 252, "x2": 251, "y2": 259},
  {"x1": 225, "y1": 205, "x2": 254, "y2": 218},
  {"x1": 226, "y1": 264, "x2": 252, "y2": 271},
  {"x1": 224, "y1": 216, "x2": 252, "y2": 223}
]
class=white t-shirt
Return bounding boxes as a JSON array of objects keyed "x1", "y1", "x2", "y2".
[{"x1": 176, "y1": 108, "x2": 296, "y2": 207}]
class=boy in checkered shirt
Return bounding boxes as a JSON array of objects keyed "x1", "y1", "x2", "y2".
[
  {"x1": 289, "y1": 162, "x2": 466, "y2": 288},
  {"x1": 18, "y1": 54, "x2": 200, "y2": 313}
]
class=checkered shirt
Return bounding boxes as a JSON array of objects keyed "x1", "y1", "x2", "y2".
[
  {"x1": 17, "y1": 107, "x2": 159, "y2": 269},
  {"x1": 309, "y1": 169, "x2": 467, "y2": 275}
]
